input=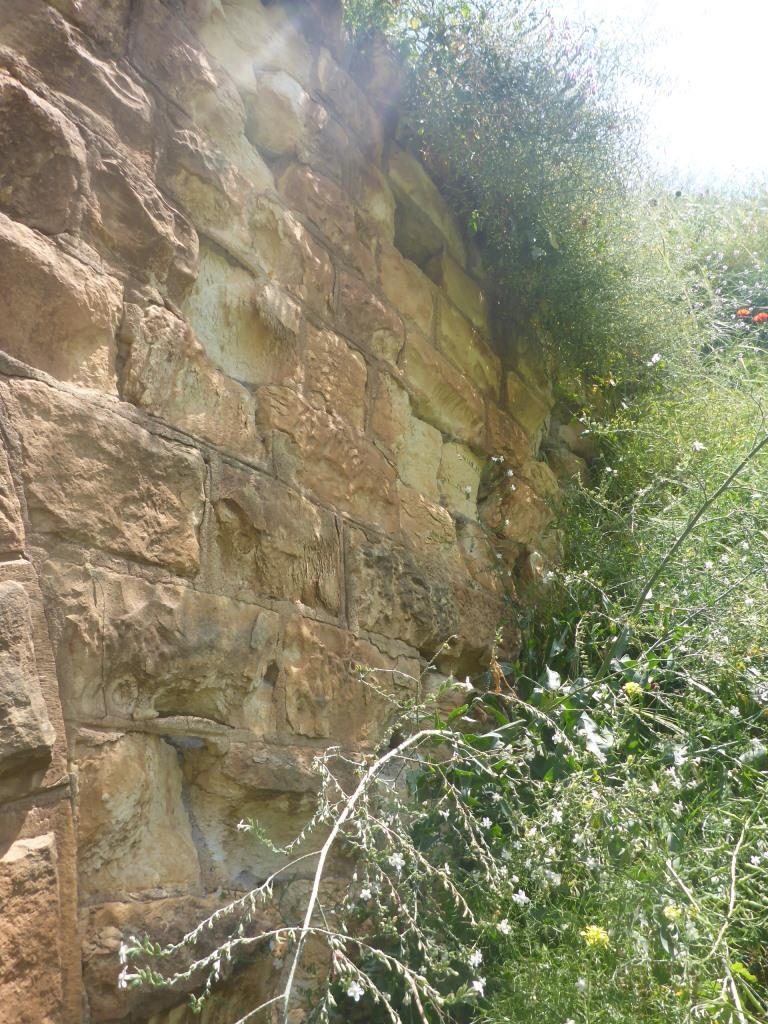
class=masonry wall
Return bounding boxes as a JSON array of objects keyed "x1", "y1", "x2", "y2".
[{"x1": 0, "y1": 2, "x2": 581, "y2": 1020}]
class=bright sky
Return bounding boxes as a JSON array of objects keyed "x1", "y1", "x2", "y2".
[{"x1": 551, "y1": 0, "x2": 768, "y2": 187}]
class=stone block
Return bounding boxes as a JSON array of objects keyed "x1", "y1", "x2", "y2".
[
  {"x1": 558, "y1": 419, "x2": 599, "y2": 461},
  {"x1": 396, "y1": 483, "x2": 458, "y2": 558},
  {"x1": 371, "y1": 374, "x2": 442, "y2": 499},
  {"x1": 120, "y1": 303, "x2": 267, "y2": 464},
  {"x1": 3, "y1": 380, "x2": 205, "y2": 575},
  {"x1": 40, "y1": 560, "x2": 282, "y2": 729},
  {"x1": 87, "y1": 151, "x2": 199, "y2": 303},
  {"x1": 438, "y1": 298, "x2": 500, "y2": 397},
  {"x1": 438, "y1": 441, "x2": 484, "y2": 519},
  {"x1": 0, "y1": 71, "x2": 87, "y2": 234},
  {"x1": 243, "y1": 70, "x2": 314, "y2": 156},
  {"x1": 520, "y1": 458, "x2": 560, "y2": 501},
  {"x1": 259, "y1": 386, "x2": 400, "y2": 534},
  {"x1": 183, "y1": 239, "x2": 303, "y2": 388},
  {"x1": 0, "y1": 440, "x2": 24, "y2": 556},
  {"x1": 485, "y1": 403, "x2": 531, "y2": 466},
  {"x1": 506, "y1": 368, "x2": 554, "y2": 440},
  {"x1": 480, "y1": 476, "x2": 552, "y2": 547},
  {"x1": 426, "y1": 250, "x2": 488, "y2": 331},
  {"x1": 399, "y1": 329, "x2": 485, "y2": 448},
  {"x1": 355, "y1": 159, "x2": 396, "y2": 243},
  {"x1": 313, "y1": 47, "x2": 381, "y2": 156},
  {"x1": 336, "y1": 270, "x2": 404, "y2": 366},
  {"x1": 47, "y1": 0, "x2": 131, "y2": 53},
  {"x1": 379, "y1": 243, "x2": 436, "y2": 338},
  {"x1": 0, "y1": 212, "x2": 122, "y2": 392},
  {"x1": 305, "y1": 324, "x2": 367, "y2": 432},
  {"x1": 75, "y1": 730, "x2": 200, "y2": 900},
  {"x1": 388, "y1": 145, "x2": 466, "y2": 266},
  {"x1": 0, "y1": 581, "x2": 55, "y2": 800},
  {"x1": 0, "y1": 833, "x2": 65, "y2": 1023},
  {"x1": 208, "y1": 462, "x2": 342, "y2": 616},
  {"x1": 278, "y1": 163, "x2": 375, "y2": 278},
  {"x1": 548, "y1": 448, "x2": 590, "y2": 486},
  {"x1": 455, "y1": 518, "x2": 501, "y2": 591}
]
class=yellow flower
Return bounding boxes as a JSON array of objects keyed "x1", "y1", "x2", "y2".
[
  {"x1": 663, "y1": 904, "x2": 683, "y2": 923},
  {"x1": 581, "y1": 925, "x2": 610, "y2": 948},
  {"x1": 623, "y1": 681, "x2": 643, "y2": 699}
]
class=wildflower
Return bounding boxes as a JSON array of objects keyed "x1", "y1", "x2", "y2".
[
  {"x1": 581, "y1": 925, "x2": 610, "y2": 948},
  {"x1": 389, "y1": 852, "x2": 405, "y2": 873},
  {"x1": 506, "y1": 469, "x2": 515, "y2": 478},
  {"x1": 623, "y1": 680, "x2": 643, "y2": 699},
  {"x1": 565, "y1": 1019, "x2": 576, "y2": 1024},
  {"x1": 750, "y1": 855, "x2": 761, "y2": 866},
  {"x1": 469, "y1": 949, "x2": 483, "y2": 968},
  {"x1": 646, "y1": 352, "x2": 662, "y2": 365},
  {"x1": 753, "y1": 312, "x2": 768, "y2": 323},
  {"x1": 576, "y1": 977, "x2": 588, "y2": 992},
  {"x1": 511, "y1": 889, "x2": 530, "y2": 906},
  {"x1": 745, "y1": 597, "x2": 755, "y2": 607},
  {"x1": 498, "y1": 919, "x2": 512, "y2": 936},
  {"x1": 471, "y1": 977, "x2": 486, "y2": 995},
  {"x1": 736, "y1": 308, "x2": 751, "y2": 317},
  {"x1": 691, "y1": 440, "x2": 706, "y2": 452},
  {"x1": 704, "y1": 560, "x2": 714, "y2": 570},
  {"x1": 551, "y1": 808, "x2": 563, "y2": 824},
  {"x1": 347, "y1": 979, "x2": 365, "y2": 1002},
  {"x1": 663, "y1": 904, "x2": 683, "y2": 923},
  {"x1": 236, "y1": 820, "x2": 250, "y2": 832},
  {"x1": 481, "y1": 817, "x2": 492, "y2": 828},
  {"x1": 359, "y1": 887, "x2": 372, "y2": 901}
]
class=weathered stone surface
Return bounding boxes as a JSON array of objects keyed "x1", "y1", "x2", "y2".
[
  {"x1": 3, "y1": 380, "x2": 205, "y2": 575},
  {"x1": 558, "y1": 419, "x2": 599, "y2": 461},
  {"x1": 48, "y1": 0, "x2": 131, "y2": 53},
  {"x1": 313, "y1": 48, "x2": 381, "y2": 155},
  {"x1": 0, "y1": 212, "x2": 122, "y2": 392},
  {"x1": 75, "y1": 730, "x2": 200, "y2": 900},
  {"x1": 520, "y1": 458, "x2": 560, "y2": 501},
  {"x1": 336, "y1": 270, "x2": 404, "y2": 365},
  {"x1": 0, "y1": 439, "x2": 24, "y2": 555},
  {"x1": 243, "y1": 69, "x2": 313, "y2": 156},
  {"x1": 397, "y1": 484, "x2": 457, "y2": 557},
  {"x1": 305, "y1": 324, "x2": 367, "y2": 431},
  {"x1": 41, "y1": 560, "x2": 283, "y2": 729},
  {"x1": 480, "y1": 476, "x2": 552, "y2": 546},
  {"x1": 208, "y1": 462, "x2": 341, "y2": 615},
  {"x1": 183, "y1": 240, "x2": 302, "y2": 388},
  {"x1": 371, "y1": 373, "x2": 442, "y2": 499},
  {"x1": 121, "y1": 303, "x2": 267, "y2": 464},
  {"x1": 485, "y1": 403, "x2": 531, "y2": 465},
  {"x1": 548, "y1": 448, "x2": 590, "y2": 485},
  {"x1": 399, "y1": 329, "x2": 485, "y2": 447},
  {"x1": 506, "y1": 368, "x2": 554, "y2": 439},
  {"x1": 388, "y1": 145, "x2": 466, "y2": 265},
  {"x1": 426, "y1": 251, "x2": 488, "y2": 331},
  {"x1": 0, "y1": 581, "x2": 55, "y2": 799},
  {"x1": 0, "y1": 833, "x2": 65, "y2": 1023},
  {"x1": 0, "y1": 71, "x2": 87, "y2": 234},
  {"x1": 379, "y1": 243, "x2": 436, "y2": 338},
  {"x1": 438, "y1": 298, "x2": 500, "y2": 397},
  {"x1": 259, "y1": 385, "x2": 400, "y2": 533},
  {"x1": 438, "y1": 441, "x2": 484, "y2": 519}
]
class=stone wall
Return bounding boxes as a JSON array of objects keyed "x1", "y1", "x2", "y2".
[{"x1": 0, "y1": 2, "x2": 585, "y2": 1020}]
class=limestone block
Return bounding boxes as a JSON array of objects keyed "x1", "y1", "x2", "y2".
[
  {"x1": 336, "y1": 270, "x2": 404, "y2": 366},
  {"x1": 40, "y1": 560, "x2": 281, "y2": 729},
  {"x1": 120, "y1": 303, "x2": 267, "y2": 464},
  {"x1": 0, "y1": 440, "x2": 24, "y2": 555},
  {"x1": 485, "y1": 403, "x2": 531, "y2": 466},
  {"x1": 438, "y1": 298, "x2": 501, "y2": 397},
  {"x1": 3, "y1": 380, "x2": 205, "y2": 575},
  {"x1": 388, "y1": 145, "x2": 466, "y2": 266},
  {"x1": 426, "y1": 250, "x2": 488, "y2": 331},
  {"x1": 259, "y1": 385, "x2": 400, "y2": 534},
  {"x1": 0, "y1": 1, "x2": 155, "y2": 162},
  {"x1": 0, "y1": 71, "x2": 87, "y2": 234},
  {"x1": 506, "y1": 368, "x2": 554, "y2": 440},
  {"x1": 347, "y1": 527, "x2": 458, "y2": 655},
  {"x1": 163, "y1": 134, "x2": 332, "y2": 314},
  {"x1": 0, "y1": 833, "x2": 64, "y2": 1023},
  {"x1": 47, "y1": 0, "x2": 131, "y2": 53},
  {"x1": 313, "y1": 48, "x2": 382, "y2": 156},
  {"x1": 87, "y1": 150, "x2": 199, "y2": 303},
  {"x1": 480, "y1": 476, "x2": 552, "y2": 547},
  {"x1": 0, "y1": 213, "x2": 121, "y2": 392},
  {"x1": 305, "y1": 324, "x2": 367, "y2": 432},
  {"x1": 0, "y1": 581, "x2": 55, "y2": 800},
  {"x1": 209, "y1": 462, "x2": 342, "y2": 615},
  {"x1": 379, "y1": 243, "x2": 436, "y2": 338},
  {"x1": 132, "y1": 0, "x2": 247, "y2": 142},
  {"x1": 399, "y1": 329, "x2": 485, "y2": 448},
  {"x1": 438, "y1": 441, "x2": 484, "y2": 519},
  {"x1": 371, "y1": 372, "x2": 442, "y2": 499},
  {"x1": 75, "y1": 730, "x2": 200, "y2": 900},
  {"x1": 183, "y1": 240, "x2": 302, "y2": 388},
  {"x1": 278, "y1": 163, "x2": 375, "y2": 278}
]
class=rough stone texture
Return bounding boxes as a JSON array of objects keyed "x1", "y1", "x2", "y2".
[{"x1": 0, "y1": 3, "x2": 559, "y2": 1020}]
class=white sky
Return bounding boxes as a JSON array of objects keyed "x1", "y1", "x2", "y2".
[{"x1": 550, "y1": 0, "x2": 768, "y2": 187}]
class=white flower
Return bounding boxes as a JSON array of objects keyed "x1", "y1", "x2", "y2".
[
  {"x1": 501, "y1": 848, "x2": 513, "y2": 861},
  {"x1": 469, "y1": 949, "x2": 483, "y2": 968},
  {"x1": 745, "y1": 597, "x2": 755, "y2": 607},
  {"x1": 551, "y1": 808, "x2": 563, "y2": 824},
  {"x1": 481, "y1": 816, "x2": 492, "y2": 828},
  {"x1": 471, "y1": 977, "x2": 486, "y2": 995},
  {"x1": 498, "y1": 918, "x2": 512, "y2": 936},
  {"x1": 347, "y1": 979, "x2": 365, "y2": 1002},
  {"x1": 359, "y1": 887, "x2": 372, "y2": 901},
  {"x1": 576, "y1": 977, "x2": 588, "y2": 993},
  {"x1": 750, "y1": 855, "x2": 761, "y2": 866},
  {"x1": 565, "y1": 1018, "x2": 577, "y2": 1024},
  {"x1": 464, "y1": 485, "x2": 473, "y2": 497},
  {"x1": 236, "y1": 820, "x2": 250, "y2": 832},
  {"x1": 691, "y1": 440, "x2": 706, "y2": 452},
  {"x1": 729, "y1": 706, "x2": 741, "y2": 718},
  {"x1": 389, "y1": 852, "x2": 405, "y2": 873},
  {"x1": 704, "y1": 560, "x2": 714, "y2": 570},
  {"x1": 506, "y1": 469, "x2": 515, "y2": 478},
  {"x1": 511, "y1": 889, "x2": 530, "y2": 906},
  {"x1": 491, "y1": 791, "x2": 503, "y2": 802}
]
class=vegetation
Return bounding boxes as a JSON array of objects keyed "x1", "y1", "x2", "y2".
[{"x1": 120, "y1": 3, "x2": 768, "y2": 1023}]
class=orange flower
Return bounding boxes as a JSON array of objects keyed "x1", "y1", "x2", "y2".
[
  {"x1": 753, "y1": 312, "x2": 768, "y2": 324},
  {"x1": 736, "y1": 308, "x2": 751, "y2": 317}
]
